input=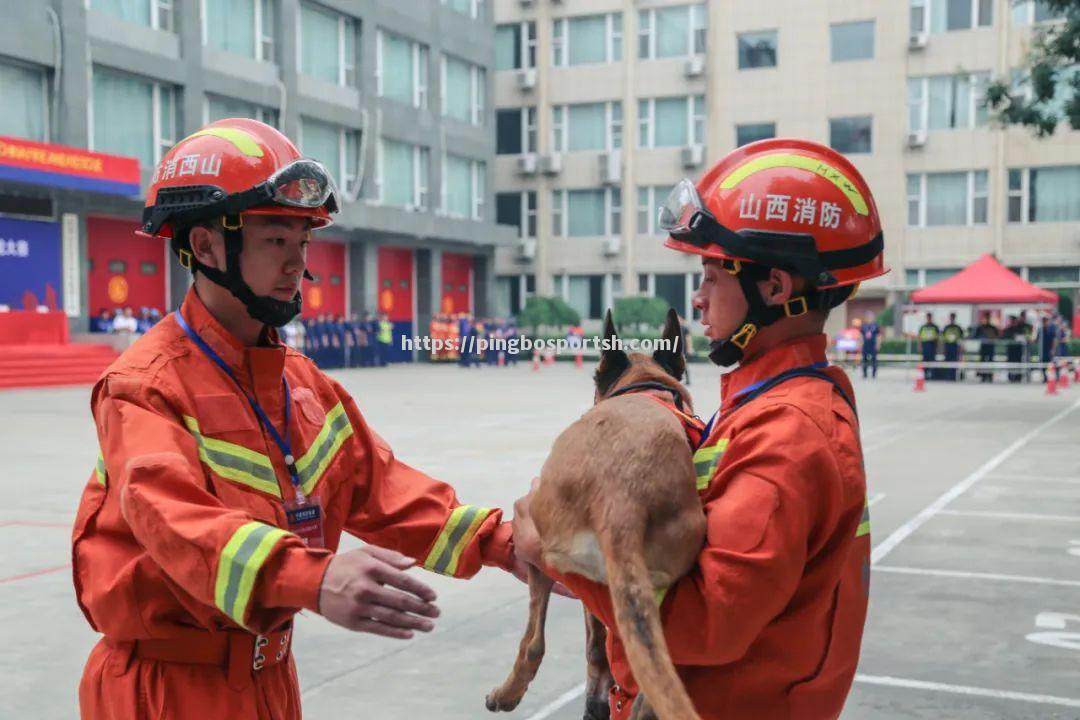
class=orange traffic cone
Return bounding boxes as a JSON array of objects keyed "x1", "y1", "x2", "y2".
[
  {"x1": 1073, "y1": 362, "x2": 1079, "y2": 384},
  {"x1": 1059, "y1": 363, "x2": 1070, "y2": 389},
  {"x1": 1046, "y1": 363, "x2": 1058, "y2": 395},
  {"x1": 913, "y1": 363, "x2": 926, "y2": 392},
  {"x1": 532, "y1": 350, "x2": 540, "y2": 372},
  {"x1": 545, "y1": 349, "x2": 555, "y2": 366},
  {"x1": 575, "y1": 351, "x2": 583, "y2": 369},
  {"x1": 498, "y1": 351, "x2": 505, "y2": 367}
]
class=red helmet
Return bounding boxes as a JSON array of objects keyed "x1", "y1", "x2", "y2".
[
  {"x1": 141, "y1": 118, "x2": 337, "y2": 250},
  {"x1": 662, "y1": 138, "x2": 886, "y2": 289}
]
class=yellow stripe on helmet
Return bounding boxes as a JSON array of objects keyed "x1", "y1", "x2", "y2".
[
  {"x1": 719, "y1": 153, "x2": 869, "y2": 216},
  {"x1": 181, "y1": 127, "x2": 265, "y2": 158}
]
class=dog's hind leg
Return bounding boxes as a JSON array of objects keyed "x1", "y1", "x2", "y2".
[
  {"x1": 485, "y1": 564, "x2": 555, "y2": 712},
  {"x1": 583, "y1": 609, "x2": 612, "y2": 719}
]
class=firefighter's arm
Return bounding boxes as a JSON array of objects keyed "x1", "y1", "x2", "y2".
[
  {"x1": 332, "y1": 381, "x2": 515, "y2": 578},
  {"x1": 545, "y1": 404, "x2": 834, "y2": 666},
  {"x1": 95, "y1": 375, "x2": 332, "y2": 633}
]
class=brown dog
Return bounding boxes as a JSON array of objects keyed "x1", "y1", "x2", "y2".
[{"x1": 486, "y1": 309, "x2": 705, "y2": 720}]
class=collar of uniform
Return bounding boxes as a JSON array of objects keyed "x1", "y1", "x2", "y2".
[
  {"x1": 720, "y1": 334, "x2": 828, "y2": 414},
  {"x1": 178, "y1": 287, "x2": 286, "y2": 379}
]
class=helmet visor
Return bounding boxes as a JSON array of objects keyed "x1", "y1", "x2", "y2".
[
  {"x1": 657, "y1": 179, "x2": 705, "y2": 235},
  {"x1": 269, "y1": 159, "x2": 338, "y2": 209}
]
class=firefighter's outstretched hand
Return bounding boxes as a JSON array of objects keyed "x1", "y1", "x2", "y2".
[{"x1": 318, "y1": 546, "x2": 440, "y2": 639}]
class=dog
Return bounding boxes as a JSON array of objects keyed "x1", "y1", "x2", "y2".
[{"x1": 486, "y1": 309, "x2": 706, "y2": 720}]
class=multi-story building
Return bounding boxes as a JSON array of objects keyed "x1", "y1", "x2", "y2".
[
  {"x1": 492, "y1": 0, "x2": 1080, "y2": 331},
  {"x1": 0, "y1": 0, "x2": 511, "y2": 357}
]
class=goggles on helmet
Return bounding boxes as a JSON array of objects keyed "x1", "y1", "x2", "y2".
[{"x1": 268, "y1": 159, "x2": 338, "y2": 209}]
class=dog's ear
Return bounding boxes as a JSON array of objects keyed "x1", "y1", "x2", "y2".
[
  {"x1": 595, "y1": 309, "x2": 629, "y2": 395},
  {"x1": 653, "y1": 308, "x2": 685, "y2": 381}
]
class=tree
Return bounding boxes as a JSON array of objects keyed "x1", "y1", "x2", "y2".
[
  {"x1": 985, "y1": 1, "x2": 1080, "y2": 136},
  {"x1": 516, "y1": 296, "x2": 580, "y2": 332},
  {"x1": 612, "y1": 296, "x2": 671, "y2": 331}
]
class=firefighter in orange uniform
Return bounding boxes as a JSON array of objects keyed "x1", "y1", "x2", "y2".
[
  {"x1": 512, "y1": 139, "x2": 881, "y2": 719},
  {"x1": 71, "y1": 119, "x2": 525, "y2": 719}
]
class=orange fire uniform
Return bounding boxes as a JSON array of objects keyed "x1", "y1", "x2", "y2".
[
  {"x1": 72, "y1": 288, "x2": 514, "y2": 719},
  {"x1": 549, "y1": 335, "x2": 870, "y2": 719}
]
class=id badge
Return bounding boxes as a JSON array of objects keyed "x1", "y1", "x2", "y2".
[{"x1": 285, "y1": 495, "x2": 325, "y2": 549}]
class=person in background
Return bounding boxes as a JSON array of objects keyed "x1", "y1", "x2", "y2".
[
  {"x1": 918, "y1": 312, "x2": 940, "y2": 381},
  {"x1": 941, "y1": 312, "x2": 965, "y2": 382},
  {"x1": 377, "y1": 312, "x2": 393, "y2": 367},
  {"x1": 91, "y1": 308, "x2": 113, "y2": 333},
  {"x1": 1039, "y1": 315, "x2": 1059, "y2": 383},
  {"x1": 504, "y1": 319, "x2": 519, "y2": 366},
  {"x1": 112, "y1": 307, "x2": 139, "y2": 335},
  {"x1": 347, "y1": 312, "x2": 364, "y2": 368},
  {"x1": 974, "y1": 311, "x2": 998, "y2": 383},
  {"x1": 364, "y1": 313, "x2": 380, "y2": 367},
  {"x1": 860, "y1": 311, "x2": 881, "y2": 380},
  {"x1": 457, "y1": 314, "x2": 473, "y2": 368}
]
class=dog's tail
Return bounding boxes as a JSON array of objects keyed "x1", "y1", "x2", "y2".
[{"x1": 596, "y1": 511, "x2": 701, "y2": 720}]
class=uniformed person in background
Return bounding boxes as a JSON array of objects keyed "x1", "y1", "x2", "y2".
[
  {"x1": 860, "y1": 310, "x2": 881, "y2": 380},
  {"x1": 918, "y1": 312, "x2": 940, "y2": 380},
  {"x1": 974, "y1": 311, "x2": 998, "y2": 383},
  {"x1": 1039, "y1": 315, "x2": 1059, "y2": 383},
  {"x1": 941, "y1": 312, "x2": 965, "y2": 382}
]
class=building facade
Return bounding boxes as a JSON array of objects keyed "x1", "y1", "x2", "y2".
[
  {"x1": 492, "y1": 0, "x2": 1080, "y2": 329},
  {"x1": 0, "y1": 0, "x2": 512, "y2": 357}
]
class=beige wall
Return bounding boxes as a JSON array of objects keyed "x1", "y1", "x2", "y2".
[{"x1": 494, "y1": 0, "x2": 1080, "y2": 317}]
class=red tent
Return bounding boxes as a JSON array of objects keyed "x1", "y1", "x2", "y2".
[{"x1": 910, "y1": 254, "x2": 1058, "y2": 305}]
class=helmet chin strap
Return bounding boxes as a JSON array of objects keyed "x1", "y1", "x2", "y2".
[
  {"x1": 191, "y1": 217, "x2": 305, "y2": 328},
  {"x1": 707, "y1": 265, "x2": 838, "y2": 368}
]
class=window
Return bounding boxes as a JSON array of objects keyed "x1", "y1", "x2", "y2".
[
  {"x1": 442, "y1": 0, "x2": 484, "y2": 19},
  {"x1": 377, "y1": 30, "x2": 428, "y2": 108},
  {"x1": 1010, "y1": 65, "x2": 1080, "y2": 119},
  {"x1": 638, "y1": 4, "x2": 706, "y2": 59},
  {"x1": 737, "y1": 30, "x2": 777, "y2": 69},
  {"x1": 553, "y1": 13, "x2": 623, "y2": 67},
  {"x1": 830, "y1": 20, "x2": 874, "y2": 62},
  {"x1": 912, "y1": 0, "x2": 993, "y2": 34},
  {"x1": 443, "y1": 155, "x2": 485, "y2": 220},
  {"x1": 377, "y1": 138, "x2": 429, "y2": 210},
  {"x1": 1028, "y1": 266, "x2": 1080, "y2": 284},
  {"x1": 300, "y1": 3, "x2": 360, "y2": 86},
  {"x1": 205, "y1": 0, "x2": 275, "y2": 60},
  {"x1": 906, "y1": 170, "x2": 989, "y2": 226},
  {"x1": 0, "y1": 60, "x2": 48, "y2": 142},
  {"x1": 496, "y1": 22, "x2": 537, "y2": 70},
  {"x1": 300, "y1": 118, "x2": 360, "y2": 196},
  {"x1": 907, "y1": 72, "x2": 990, "y2": 132},
  {"x1": 637, "y1": 185, "x2": 676, "y2": 234},
  {"x1": 91, "y1": 0, "x2": 174, "y2": 30},
  {"x1": 655, "y1": 274, "x2": 688, "y2": 317},
  {"x1": 1012, "y1": 0, "x2": 1065, "y2": 24},
  {"x1": 441, "y1": 54, "x2": 485, "y2": 125},
  {"x1": 91, "y1": 66, "x2": 174, "y2": 168},
  {"x1": 551, "y1": 188, "x2": 622, "y2": 236},
  {"x1": 1008, "y1": 167, "x2": 1080, "y2": 223},
  {"x1": 550, "y1": 102, "x2": 622, "y2": 152},
  {"x1": 497, "y1": 107, "x2": 536, "y2": 155},
  {"x1": 206, "y1": 94, "x2": 279, "y2": 128},
  {"x1": 496, "y1": 191, "x2": 537, "y2": 239},
  {"x1": 736, "y1": 122, "x2": 775, "y2": 147},
  {"x1": 829, "y1": 116, "x2": 872, "y2": 154},
  {"x1": 638, "y1": 96, "x2": 705, "y2": 147},
  {"x1": 567, "y1": 275, "x2": 605, "y2": 320}
]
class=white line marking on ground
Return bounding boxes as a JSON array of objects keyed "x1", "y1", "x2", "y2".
[
  {"x1": 871, "y1": 398, "x2": 1080, "y2": 566},
  {"x1": 874, "y1": 565, "x2": 1080, "y2": 588},
  {"x1": 868, "y1": 493, "x2": 886, "y2": 507},
  {"x1": 937, "y1": 509, "x2": 1080, "y2": 523},
  {"x1": 524, "y1": 682, "x2": 586, "y2": 720},
  {"x1": 988, "y1": 473, "x2": 1080, "y2": 484},
  {"x1": 854, "y1": 674, "x2": 1080, "y2": 708}
]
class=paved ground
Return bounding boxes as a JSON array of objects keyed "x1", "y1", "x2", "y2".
[{"x1": 3, "y1": 359, "x2": 1079, "y2": 719}]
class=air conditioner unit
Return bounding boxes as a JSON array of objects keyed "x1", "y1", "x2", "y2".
[
  {"x1": 684, "y1": 56, "x2": 705, "y2": 78},
  {"x1": 906, "y1": 130, "x2": 927, "y2": 149},
  {"x1": 517, "y1": 153, "x2": 539, "y2": 175},
  {"x1": 602, "y1": 236, "x2": 622, "y2": 257},
  {"x1": 681, "y1": 145, "x2": 705, "y2": 168},
  {"x1": 541, "y1": 152, "x2": 563, "y2": 175},
  {"x1": 598, "y1": 150, "x2": 621, "y2": 185},
  {"x1": 908, "y1": 32, "x2": 928, "y2": 51},
  {"x1": 517, "y1": 68, "x2": 537, "y2": 90},
  {"x1": 516, "y1": 238, "x2": 537, "y2": 260}
]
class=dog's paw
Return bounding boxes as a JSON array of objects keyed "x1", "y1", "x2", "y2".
[{"x1": 485, "y1": 691, "x2": 522, "y2": 713}]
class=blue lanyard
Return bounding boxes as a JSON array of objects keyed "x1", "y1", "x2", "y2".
[
  {"x1": 730, "y1": 361, "x2": 829, "y2": 406},
  {"x1": 175, "y1": 312, "x2": 304, "y2": 500}
]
